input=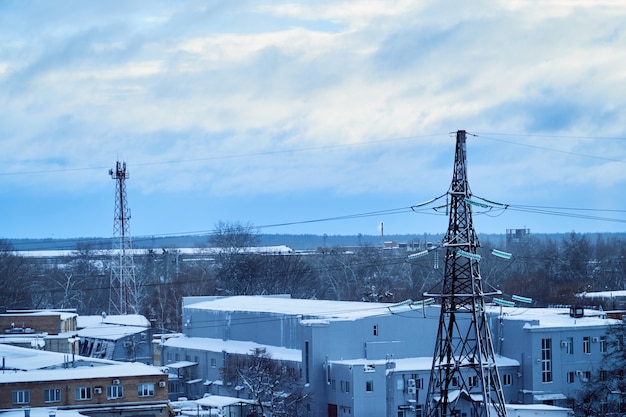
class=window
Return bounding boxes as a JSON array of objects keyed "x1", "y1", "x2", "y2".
[
  {"x1": 12, "y1": 390, "x2": 30, "y2": 405},
  {"x1": 366, "y1": 380, "x2": 374, "y2": 392},
  {"x1": 373, "y1": 325, "x2": 378, "y2": 336},
  {"x1": 566, "y1": 371, "x2": 575, "y2": 384},
  {"x1": 211, "y1": 358, "x2": 217, "y2": 367},
  {"x1": 346, "y1": 381, "x2": 350, "y2": 393},
  {"x1": 138, "y1": 383, "x2": 155, "y2": 397},
  {"x1": 75, "y1": 387, "x2": 92, "y2": 401},
  {"x1": 541, "y1": 338, "x2": 553, "y2": 383},
  {"x1": 600, "y1": 336, "x2": 607, "y2": 354},
  {"x1": 107, "y1": 385, "x2": 124, "y2": 399},
  {"x1": 502, "y1": 374, "x2": 512, "y2": 386},
  {"x1": 469, "y1": 376, "x2": 478, "y2": 387},
  {"x1": 583, "y1": 371, "x2": 591, "y2": 382},
  {"x1": 44, "y1": 388, "x2": 61, "y2": 403},
  {"x1": 583, "y1": 337, "x2": 591, "y2": 354}
]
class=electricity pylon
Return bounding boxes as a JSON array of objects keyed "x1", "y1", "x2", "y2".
[
  {"x1": 109, "y1": 161, "x2": 138, "y2": 315},
  {"x1": 424, "y1": 131, "x2": 507, "y2": 417}
]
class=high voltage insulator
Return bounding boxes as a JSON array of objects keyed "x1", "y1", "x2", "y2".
[
  {"x1": 109, "y1": 161, "x2": 138, "y2": 315},
  {"x1": 424, "y1": 131, "x2": 508, "y2": 417}
]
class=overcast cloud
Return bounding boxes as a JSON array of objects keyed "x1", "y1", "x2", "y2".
[{"x1": 1, "y1": 0, "x2": 625, "y2": 240}]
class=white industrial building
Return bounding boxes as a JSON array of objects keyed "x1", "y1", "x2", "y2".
[{"x1": 157, "y1": 295, "x2": 615, "y2": 417}]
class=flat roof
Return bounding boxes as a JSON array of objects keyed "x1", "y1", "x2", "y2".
[
  {"x1": 330, "y1": 355, "x2": 519, "y2": 371},
  {"x1": 0, "y1": 362, "x2": 164, "y2": 384},
  {"x1": 185, "y1": 295, "x2": 430, "y2": 321},
  {"x1": 0, "y1": 344, "x2": 114, "y2": 371},
  {"x1": 486, "y1": 305, "x2": 619, "y2": 329},
  {"x1": 164, "y1": 336, "x2": 302, "y2": 363},
  {"x1": 77, "y1": 324, "x2": 148, "y2": 340}
]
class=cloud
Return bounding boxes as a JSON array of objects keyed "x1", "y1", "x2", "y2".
[{"x1": 0, "y1": 0, "x2": 625, "y2": 237}]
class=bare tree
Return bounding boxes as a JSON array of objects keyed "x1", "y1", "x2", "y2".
[
  {"x1": 209, "y1": 221, "x2": 260, "y2": 253},
  {"x1": 574, "y1": 323, "x2": 626, "y2": 417},
  {"x1": 0, "y1": 240, "x2": 34, "y2": 310},
  {"x1": 221, "y1": 347, "x2": 310, "y2": 417}
]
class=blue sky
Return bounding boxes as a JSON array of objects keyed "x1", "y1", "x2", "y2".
[{"x1": 1, "y1": 0, "x2": 625, "y2": 241}]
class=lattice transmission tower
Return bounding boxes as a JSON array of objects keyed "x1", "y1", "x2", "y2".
[
  {"x1": 424, "y1": 131, "x2": 507, "y2": 417},
  {"x1": 109, "y1": 161, "x2": 138, "y2": 315}
]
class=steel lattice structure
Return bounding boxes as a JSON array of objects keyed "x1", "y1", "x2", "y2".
[
  {"x1": 424, "y1": 131, "x2": 507, "y2": 417},
  {"x1": 109, "y1": 161, "x2": 138, "y2": 315}
]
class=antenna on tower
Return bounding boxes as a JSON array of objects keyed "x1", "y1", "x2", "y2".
[
  {"x1": 424, "y1": 131, "x2": 508, "y2": 417},
  {"x1": 109, "y1": 161, "x2": 138, "y2": 315}
]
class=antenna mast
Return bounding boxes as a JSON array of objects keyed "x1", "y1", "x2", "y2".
[
  {"x1": 109, "y1": 161, "x2": 138, "y2": 315},
  {"x1": 424, "y1": 131, "x2": 507, "y2": 417}
]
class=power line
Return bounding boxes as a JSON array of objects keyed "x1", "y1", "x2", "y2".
[
  {"x1": 5, "y1": 198, "x2": 625, "y2": 250},
  {"x1": 0, "y1": 133, "x2": 448, "y2": 177},
  {"x1": 472, "y1": 132, "x2": 626, "y2": 164}
]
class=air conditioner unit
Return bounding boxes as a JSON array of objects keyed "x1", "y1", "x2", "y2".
[
  {"x1": 159, "y1": 381, "x2": 166, "y2": 388},
  {"x1": 112, "y1": 379, "x2": 120, "y2": 385},
  {"x1": 94, "y1": 387, "x2": 102, "y2": 394},
  {"x1": 592, "y1": 337, "x2": 599, "y2": 343},
  {"x1": 408, "y1": 387, "x2": 417, "y2": 395},
  {"x1": 407, "y1": 379, "x2": 416, "y2": 388},
  {"x1": 576, "y1": 370, "x2": 583, "y2": 376},
  {"x1": 561, "y1": 340, "x2": 568, "y2": 348}
]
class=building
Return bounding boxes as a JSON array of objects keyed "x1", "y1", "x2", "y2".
[
  {"x1": 0, "y1": 311, "x2": 153, "y2": 365},
  {"x1": 0, "y1": 344, "x2": 169, "y2": 417},
  {"x1": 76, "y1": 314, "x2": 153, "y2": 364},
  {"x1": 161, "y1": 295, "x2": 457, "y2": 416},
  {"x1": 490, "y1": 305, "x2": 618, "y2": 406},
  {"x1": 159, "y1": 295, "x2": 617, "y2": 417},
  {"x1": 160, "y1": 335, "x2": 301, "y2": 401},
  {"x1": 0, "y1": 310, "x2": 79, "y2": 353}
]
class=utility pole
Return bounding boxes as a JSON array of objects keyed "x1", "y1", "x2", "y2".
[
  {"x1": 109, "y1": 161, "x2": 138, "y2": 315},
  {"x1": 424, "y1": 131, "x2": 507, "y2": 417}
]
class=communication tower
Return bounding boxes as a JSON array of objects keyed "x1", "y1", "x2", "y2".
[
  {"x1": 109, "y1": 161, "x2": 138, "y2": 315},
  {"x1": 424, "y1": 131, "x2": 507, "y2": 417}
]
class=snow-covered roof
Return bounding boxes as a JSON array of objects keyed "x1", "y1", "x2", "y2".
[
  {"x1": 0, "y1": 362, "x2": 164, "y2": 384},
  {"x1": 17, "y1": 246, "x2": 293, "y2": 258},
  {"x1": 185, "y1": 295, "x2": 424, "y2": 321},
  {"x1": 77, "y1": 324, "x2": 148, "y2": 340},
  {"x1": 0, "y1": 344, "x2": 114, "y2": 370},
  {"x1": 0, "y1": 407, "x2": 84, "y2": 417},
  {"x1": 1, "y1": 310, "x2": 77, "y2": 320},
  {"x1": 486, "y1": 305, "x2": 618, "y2": 329},
  {"x1": 578, "y1": 290, "x2": 626, "y2": 299},
  {"x1": 194, "y1": 395, "x2": 255, "y2": 408},
  {"x1": 78, "y1": 314, "x2": 150, "y2": 328},
  {"x1": 164, "y1": 336, "x2": 302, "y2": 363},
  {"x1": 330, "y1": 355, "x2": 519, "y2": 372}
]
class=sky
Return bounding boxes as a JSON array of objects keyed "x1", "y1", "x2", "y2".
[{"x1": 1, "y1": 0, "x2": 626, "y2": 243}]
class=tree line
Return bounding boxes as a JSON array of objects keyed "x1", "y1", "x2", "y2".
[{"x1": 1, "y1": 224, "x2": 626, "y2": 333}]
